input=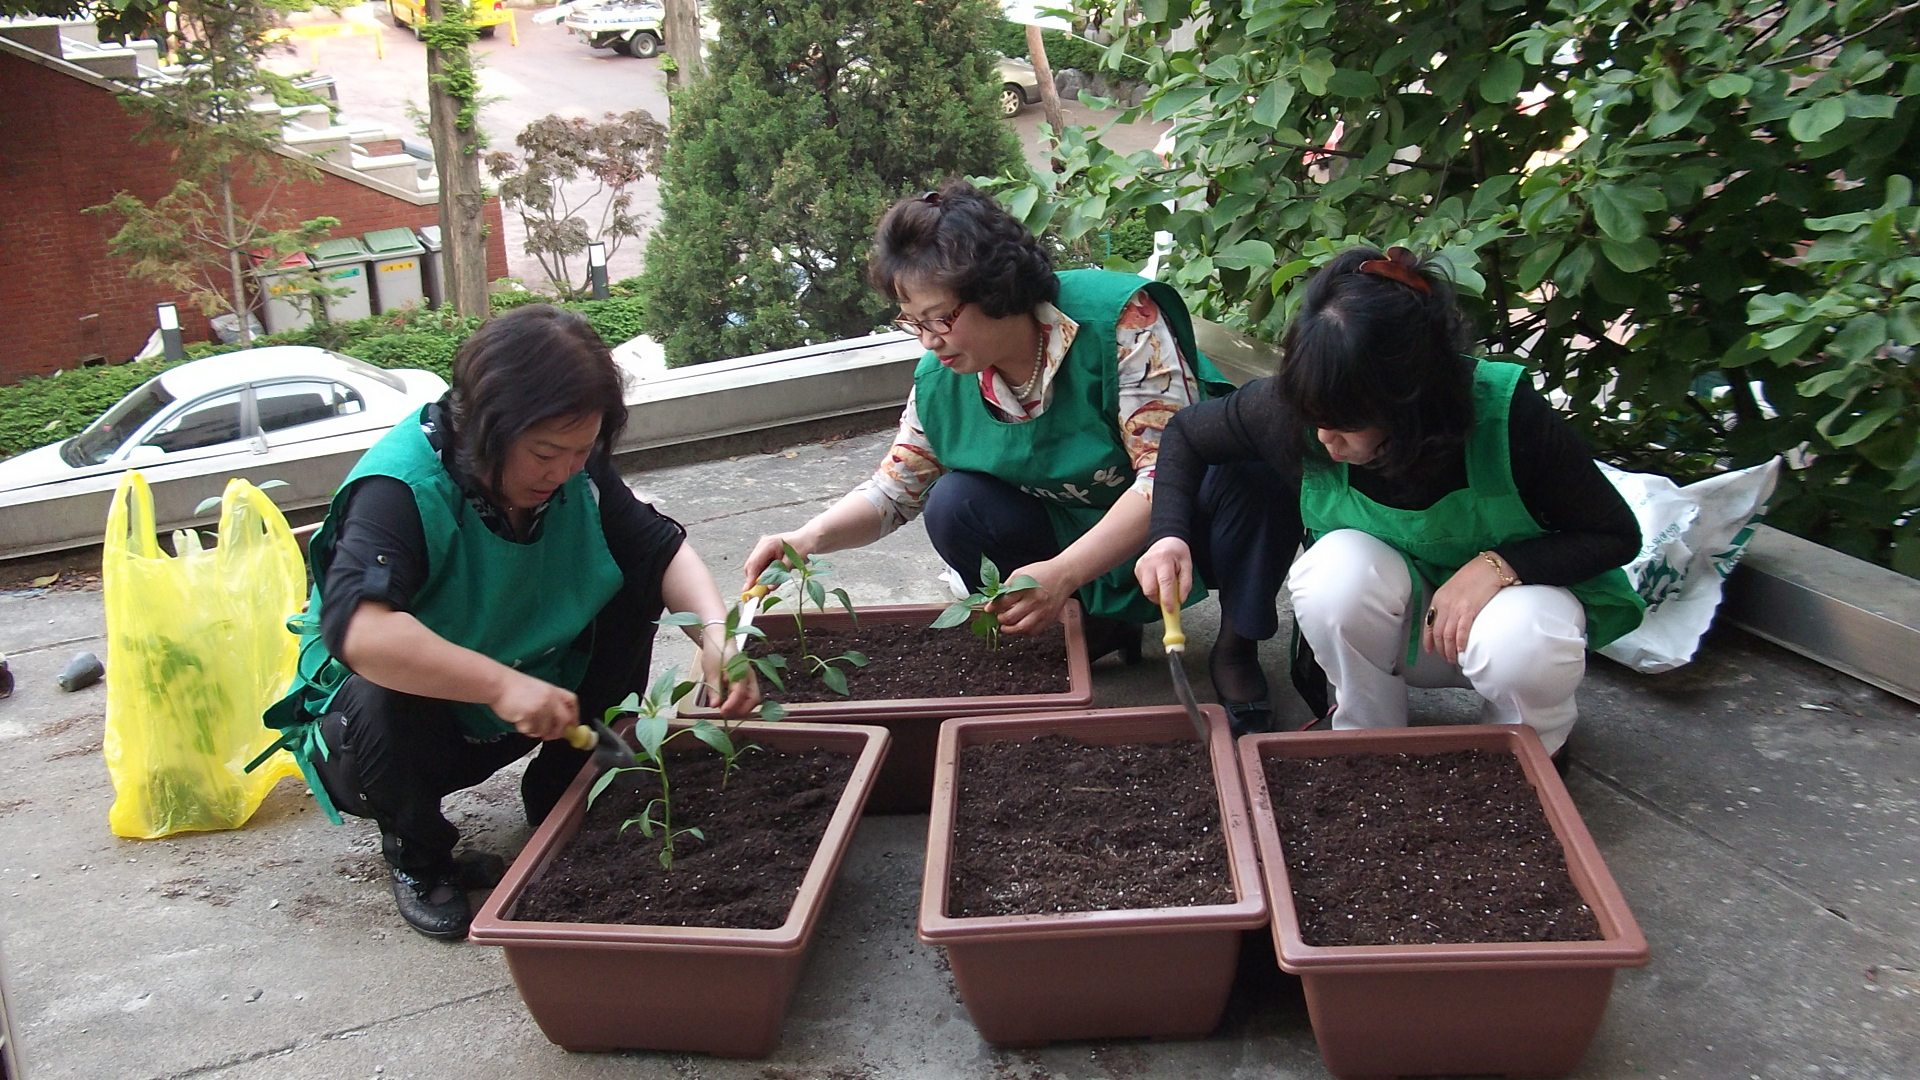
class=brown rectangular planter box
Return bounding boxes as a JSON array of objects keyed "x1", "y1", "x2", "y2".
[
  {"x1": 467, "y1": 721, "x2": 890, "y2": 1058},
  {"x1": 918, "y1": 705, "x2": 1268, "y2": 1047},
  {"x1": 1239, "y1": 724, "x2": 1649, "y2": 1080},
  {"x1": 681, "y1": 601, "x2": 1092, "y2": 814}
]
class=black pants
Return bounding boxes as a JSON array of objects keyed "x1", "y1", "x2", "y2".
[
  {"x1": 922, "y1": 461, "x2": 1298, "y2": 639},
  {"x1": 309, "y1": 604, "x2": 657, "y2": 876}
]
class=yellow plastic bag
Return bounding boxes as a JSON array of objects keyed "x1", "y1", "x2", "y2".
[{"x1": 103, "y1": 472, "x2": 304, "y2": 839}]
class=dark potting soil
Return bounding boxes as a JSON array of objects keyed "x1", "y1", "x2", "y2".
[
  {"x1": 513, "y1": 746, "x2": 854, "y2": 929},
  {"x1": 750, "y1": 620, "x2": 1069, "y2": 704},
  {"x1": 948, "y1": 734, "x2": 1233, "y2": 917},
  {"x1": 1264, "y1": 749, "x2": 1601, "y2": 947}
]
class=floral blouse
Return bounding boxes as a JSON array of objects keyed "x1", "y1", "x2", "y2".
[{"x1": 852, "y1": 289, "x2": 1202, "y2": 535}]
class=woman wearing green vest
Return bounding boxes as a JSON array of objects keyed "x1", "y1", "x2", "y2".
[
  {"x1": 742, "y1": 181, "x2": 1297, "y2": 690},
  {"x1": 260, "y1": 305, "x2": 757, "y2": 940},
  {"x1": 1138, "y1": 247, "x2": 1644, "y2": 758}
]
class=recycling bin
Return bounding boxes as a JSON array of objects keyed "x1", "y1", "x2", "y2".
[
  {"x1": 363, "y1": 227, "x2": 426, "y2": 313},
  {"x1": 311, "y1": 237, "x2": 373, "y2": 323},
  {"x1": 252, "y1": 250, "x2": 318, "y2": 334},
  {"x1": 417, "y1": 224, "x2": 444, "y2": 309}
]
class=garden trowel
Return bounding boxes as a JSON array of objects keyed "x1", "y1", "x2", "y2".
[
  {"x1": 1160, "y1": 603, "x2": 1209, "y2": 742},
  {"x1": 563, "y1": 715, "x2": 637, "y2": 772}
]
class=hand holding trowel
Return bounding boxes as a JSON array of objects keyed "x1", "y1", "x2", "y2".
[{"x1": 563, "y1": 715, "x2": 637, "y2": 771}]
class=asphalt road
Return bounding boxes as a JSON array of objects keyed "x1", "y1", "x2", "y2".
[{"x1": 266, "y1": 4, "x2": 1168, "y2": 291}]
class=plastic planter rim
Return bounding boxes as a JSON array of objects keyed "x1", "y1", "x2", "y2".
[
  {"x1": 919, "y1": 705, "x2": 1268, "y2": 945},
  {"x1": 469, "y1": 719, "x2": 890, "y2": 953},
  {"x1": 1238, "y1": 723, "x2": 1650, "y2": 974}
]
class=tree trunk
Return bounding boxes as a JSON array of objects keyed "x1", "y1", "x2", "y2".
[
  {"x1": 1026, "y1": 23, "x2": 1066, "y2": 171},
  {"x1": 426, "y1": 0, "x2": 489, "y2": 317},
  {"x1": 664, "y1": 0, "x2": 703, "y2": 86},
  {"x1": 218, "y1": 164, "x2": 253, "y2": 345}
]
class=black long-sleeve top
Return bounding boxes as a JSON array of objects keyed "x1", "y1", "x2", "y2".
[
  {"x1": 314, "y1": 403, "x2": 686, "y2": 705},
  {"x1": 1151, "y1": 375, "x2": 1641, "y2": 587}
]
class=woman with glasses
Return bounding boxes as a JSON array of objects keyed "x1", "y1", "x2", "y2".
[{"x1": 742, "y1": 180, "x2": 1297, "y2": 713}]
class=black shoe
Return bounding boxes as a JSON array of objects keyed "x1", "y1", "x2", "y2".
[
  {"x1": 1209, "y1": 630, "x2": 1273, "y2": 736},
  {"x1": 1221, "y1": 699, "x2": 1277, "y2": 737},
  {"x1": 451, "y1": 851, "x2": 507, "y2": 891},
  {"x1": 1084, "y1": 617, "x2": 1145, "y2": 665},
  {"x1": 390, "y1": 866, "x2": 473, "y2": 940}
]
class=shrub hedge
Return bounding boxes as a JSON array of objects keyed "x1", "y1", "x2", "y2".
[{"x1": 0, "y1": 288, "x2": 647, "y2": 460}]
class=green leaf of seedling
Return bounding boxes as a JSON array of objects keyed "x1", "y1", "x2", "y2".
[
  {"x1": 830, "y1": 587, "x2": 855, "y2": 620},
  {"x1": 657, "y1": 848, "x2": 672, "y2": 869},
  {"x1": 632, "y1": 715, "x2": 670, "y2": 761},
  {"x1": 843, "y1": 650, "x2": 869, "y2": 667},
  {"x1": 933, "y1": 601, "x2": 974, "y2": 629},
  {"x1": 608, "y1": 692, "x2": 641, "y2": 719},
  {"x1": 759, "y1": 594, "x2": 785, "y2": 612},
  {"x1": 688, "y1": 721, "x2": 735, "y2": 758},
  {"x1": 979, "y1": 554, "x2": 1002, "y2": 591},
  {"x1": 683, "y1": 826, "x2": 704, "y2": 841},
  {"x1": 656, "y1": 611, "x2": 705, "y2": 628},
  {"x1": 806, "y1": 578, "x2": 826, "y2": 609},
  {"x1": 758, "y1": 700, "x2": 788, "y2": 723},
  {"x1": 647, "y1": 665, "x2": 682, "y2": 709},
  {"x1": 970, "y1": 608, "x2": 998, "y2": 639},
  {"x1": 670, "y1": 680, "x2": 700, "y2": 707},
  {"x1": 1003, "y1": 574, "x2": 1042, "y2": 593},
  {"x1": 587, "y1": 766, "x2": 625, "y2": 806},
  {"x1": 821, "y1": 665, "x2": 849, "y2": 696},
  {"x1": 750, "y1": 655, "x2": 786, "y2": 690},
  {"x1": 758, "y1": 564, "x2": 791, "y2": 589},
  {"x1": 779, "y1": 541, "x2": 805, "y2": 569}
]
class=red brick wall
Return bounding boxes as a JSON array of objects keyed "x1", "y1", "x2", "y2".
[{"x1": 0, "y1": 50, "x2": 509, "y2": 383}]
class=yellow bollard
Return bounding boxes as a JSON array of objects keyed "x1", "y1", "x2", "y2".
[
  {"x1": 508, "y1": 11, "x2": 519, "y2": 46},
  {"x1": 371, "y1": 22, "x2": 384, "y2": 59}
]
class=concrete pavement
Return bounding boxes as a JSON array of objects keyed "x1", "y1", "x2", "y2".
[{"x1": 0, "y1": 429, "x2": 1914, "y2": 1079}]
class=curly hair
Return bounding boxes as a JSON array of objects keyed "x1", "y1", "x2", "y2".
[
  {"x1": 868, "y1": 178, "x2": 1058, "y2": 317},
  {"x1": 446, "y1": 304, "x2": 629, "y2": 495},
  {"x1": 1275, "y1": 246, "x2": 1475, "y2": 478}
]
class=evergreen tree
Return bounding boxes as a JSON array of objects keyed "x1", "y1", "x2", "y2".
[{"x1": 639, "y1": 0, "x2": 1022, "y2": 368}]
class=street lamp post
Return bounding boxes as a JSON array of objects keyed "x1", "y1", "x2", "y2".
[
  {"x1": 587, "y1": 241, "x2": 609, "y2": 301},
  {"x1": 157, "y1": 303, "x2": 184, "y2": 363}
]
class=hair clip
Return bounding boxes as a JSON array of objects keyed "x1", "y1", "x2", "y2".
[
  {"x1": 921, "y1": 190, "x2": 942, "y2": 207},
  {"x1": 1358, "y1": 246, "x2": 1432, "y2": 296}
]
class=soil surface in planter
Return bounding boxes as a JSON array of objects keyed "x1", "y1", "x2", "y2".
[
  {"x1": 514, "y1": 746, "x2": 854, "y2": 929},
  {"x1": 1265, "y1": 749, "x2": 1601, "y2": 947},
  {"x1": 950, "y1": 735, "x2": 1232, "y2": 917},
  {"x1": 750, "y1": 622, "x2": 1069, "y2": 704}
]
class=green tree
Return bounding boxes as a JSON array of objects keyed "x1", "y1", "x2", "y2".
[
  {"x1": 86, "y1": 0, "x2": 337, "y2": 344},
  {"x1": 638, "y1": 0, "x2": 1024, "y2": 368},
  {"x1": 983, "y1": 0, "x2": 1920, "y2": 573}
]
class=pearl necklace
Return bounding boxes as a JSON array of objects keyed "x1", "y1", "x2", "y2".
[{"x1": 1010, "y1": 330, "x2": 1047, "y2": 400}]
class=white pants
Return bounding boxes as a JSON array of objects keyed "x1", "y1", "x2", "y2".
[{"x1": 1287, "y1": 529, "x2": 1588, "y2": 754}]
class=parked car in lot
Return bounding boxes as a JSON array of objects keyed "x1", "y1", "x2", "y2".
[
  {"x1": 997, "y1": 56, "x2": 1040, "y2": 117},
  {"x1": 557, "y1": 0, "x2": 666, "y2": 57},
  {"x1": 388, "y1": 0, "x2": 507, "y2": 39},
  {"x1": 0, "y1": 347, "x2": 447, "y2": 496}
]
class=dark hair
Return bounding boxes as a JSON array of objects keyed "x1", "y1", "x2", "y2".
[
  {"x1": 868, "y1": 178, "x2": 1058, "y2": 317},
  {"x1": 446, "y1": 304, "x2": 628, "y2": 493},
  {"x1": 1275, "y1": 246, "x2": 1473, "y2": 477}
]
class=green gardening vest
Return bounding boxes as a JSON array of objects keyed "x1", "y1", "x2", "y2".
[
  {"x1": 1298, "y1": 360, "x2": 1645, "y2": 658},
  {"x1": 252, "y1": 406, "x2": 624, "y2": 823},
  {"x1": 914, "y1": 269, "x2": 1235, "y2": 623}
]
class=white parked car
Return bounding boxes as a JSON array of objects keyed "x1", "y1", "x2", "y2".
[
  {"x1": 997, "y1": 56, "x2": 1041, "y2": 117},
  {"x1": 0, "y1": 346, "x2": 447, "y2": 496}
]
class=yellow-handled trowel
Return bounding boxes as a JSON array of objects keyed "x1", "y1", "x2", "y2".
[{"x1": 1161, "y1": 603, "x2": 1210, "y2": 741}]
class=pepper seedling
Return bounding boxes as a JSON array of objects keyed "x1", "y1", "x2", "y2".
[
  {"x1": 587, "y1": 666, "x2": 745, "y2": 869},
  {"x1": 659, "y1": 598, "x2": 789, "y2": 723},
  {"x1": 754, "y1": 542, "x2": 868, "y2": 695},
  {"x1": 931, "y1": 555, "x2": 1041, "y2": 651}
]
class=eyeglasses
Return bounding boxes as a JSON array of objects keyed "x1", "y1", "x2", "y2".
[{"x1": 893, "y1": 301, "x2": 967, "y2": 337}]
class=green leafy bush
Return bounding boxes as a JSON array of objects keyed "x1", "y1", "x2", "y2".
[
  {"x1": 981, "y1": 0, "x2": 1920, "y2": 573},
  {"x1": 987, "y1": 19, "x2": 1146, "y2": 81}
]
